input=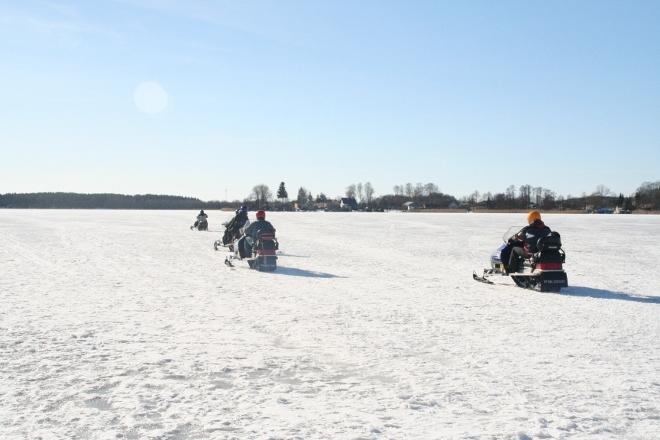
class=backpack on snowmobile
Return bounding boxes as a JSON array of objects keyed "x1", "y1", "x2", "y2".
[{"x1": 474, "y1": 227, "x2": 568, "y2": 292}]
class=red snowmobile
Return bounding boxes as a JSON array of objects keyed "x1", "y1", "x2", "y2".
[
  {"x1": 474, "y1": 226, "x2": 568, "y2": 292},
  {"x1": 224, "y1": 230, "x2": 279, "y2": 272}
]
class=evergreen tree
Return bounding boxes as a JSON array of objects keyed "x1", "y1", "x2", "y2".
[
  {"x1": 297, "y1": 187, "x2": 308, "y2": 209},
  {"x1": 277, "y1": 182, "x2": 288, "y2": 201}
]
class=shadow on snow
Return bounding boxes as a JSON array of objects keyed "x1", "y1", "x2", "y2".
[
  {"x1": 273, "y1": 266, "x2": 344, "y2": 279},
  {"x1": 276, "y1": 253, "x2": 310, "y2": 258},
  {"x1": 559, "y1": 286, "x2": 660, "y2": 304}
]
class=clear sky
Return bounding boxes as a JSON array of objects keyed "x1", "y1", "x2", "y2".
[{"x1": 1, "y1": 0, "x2": 659, "y2": 201}]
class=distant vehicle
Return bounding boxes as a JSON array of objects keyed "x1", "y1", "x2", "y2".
[{"x1": 594, "y1": 208, "x2": 614, "y2": 214}]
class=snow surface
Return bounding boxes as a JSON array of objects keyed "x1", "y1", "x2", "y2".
[{"x1": 1, "y1": 210, "x2": 659, "y2": 439}]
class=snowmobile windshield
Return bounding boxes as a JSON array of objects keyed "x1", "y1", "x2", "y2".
[{"x1": 502, "y1": 226, "x2": 525, "y2": 243}]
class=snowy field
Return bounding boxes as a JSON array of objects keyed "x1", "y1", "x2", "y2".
[{"x1": 1, "y1": 210, "x2": 659, "y2": 440}]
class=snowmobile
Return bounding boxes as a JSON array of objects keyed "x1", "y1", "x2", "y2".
[
  {"x1": 214, "y1": 217, "x2": 250, "y2": 251},
  {"x1": 190, "y1": 217, "x2": 208, "y2": 231},
  {"x1": 473, "y1": 226, "x2": 568, "y2": 292},
  {"x1": 223, "y1": 230, "x2": 279, "y2": 271}
]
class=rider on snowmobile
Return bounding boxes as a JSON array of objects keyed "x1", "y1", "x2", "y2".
[
  {"x1": 241, "y1": 210, "x2": 275, "y2": 256},
  {"x1": 228, "y1": 206, "x2": 248, "y2": 229},
  {"x1": 194, "y1": 209, "x2": 208, "y2": 228},
  {"x1": 222, "y1": 205, "x2": 249, "y2": 244},
  {"x1": 506, "y1": 210, "x2": 552, "y2": 273}
]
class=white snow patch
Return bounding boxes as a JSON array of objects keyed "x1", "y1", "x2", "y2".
[{"x1": 1, "y1": 210, "x2": 659, "y2": 438}]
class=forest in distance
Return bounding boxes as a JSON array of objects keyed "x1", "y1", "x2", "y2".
[{"x1": 1, "y1": 180, "x2": 659, "y2": 212}]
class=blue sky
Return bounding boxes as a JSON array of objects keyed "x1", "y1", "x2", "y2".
[{"x1": 1, "y1": 0, "x2": 659, "y2": 201}]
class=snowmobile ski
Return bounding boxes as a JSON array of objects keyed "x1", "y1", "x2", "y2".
[{"x1": 473, "y1": 270, "x2": 494, "y2": 284}]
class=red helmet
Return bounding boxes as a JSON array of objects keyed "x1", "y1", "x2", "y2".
[{"x1": 256, "y1": 210, "x2": 266, "y2": 220}]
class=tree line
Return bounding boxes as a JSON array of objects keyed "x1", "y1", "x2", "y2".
[
  {"x1": 0, "y1": 193, "x2": 228, "y2": 210},
  {"x1": 2, "y1": 180, "x2": 659, "y2": 210},
  {"x1": 243, "y1": 180, "x2": 660, "y2": 211}
]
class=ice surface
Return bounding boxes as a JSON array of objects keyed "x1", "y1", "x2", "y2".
[{"x1": 1, "y1": 210, "x2": 659, "y2": 439}]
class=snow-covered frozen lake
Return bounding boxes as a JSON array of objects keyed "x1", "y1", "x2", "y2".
[{"x1": 1, "y1": 210, "x2": 659, "y2": 439}]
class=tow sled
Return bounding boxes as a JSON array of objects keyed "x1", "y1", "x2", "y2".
[{"x1": 474, "y1": 227, "x2": 568, "y2": 292}]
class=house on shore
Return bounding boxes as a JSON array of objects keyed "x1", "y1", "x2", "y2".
[
  {"x1": 340, "y1": 197, "x2": 358, "y2": 211},
  {"x1": 403, "y1": 201, "x2": 418, "y2": 211}
]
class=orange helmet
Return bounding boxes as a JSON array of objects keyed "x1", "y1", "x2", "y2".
[
  {"x1": 256, "y1": 210, "x2": 266, "y2": 220},
  {"x1": 527, "y1": 210, "x2": 541, "y2": 224}
]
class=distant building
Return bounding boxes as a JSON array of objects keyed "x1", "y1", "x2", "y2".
[
  {"x1": 403, "y1": 201, "x2": 418, "y2": 211},
  {"x1": 340, "y1": 197, "x2": 358, "y2": 211}
]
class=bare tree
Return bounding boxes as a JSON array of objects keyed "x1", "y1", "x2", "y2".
[
  {"x1": 533, "y1": 186, "x2": 543, "y2": 206},
  {"x1": 470, "y1": 190, "x2": 480, "y2": 205},
  {"x1": 393, "y1": 185, "x2": 402, "y2": 196},
  {"x1": 413, "y1": 183, "x2": 424, "y2": 198},
  {"x1": 519, "y1": 184, "x2": 531, "y2": 207},
  {"x1": 542, "y1": 189, "x2": 556, "y2": 208},
  {"x1": 506, "y1": 185, "x2": 516, "y2": 201},
  {"x1": 405, "y1": 183, "x2": 414, "y2": 198},
  {"x1": 356, "y1": 183, "x2": 363, "y2": 204},
  {"x1": 251, "y1": 184, "x2": 272, "y2": 208},
  {"x1": 345, "y1": 184, "x2": 356, "y2": 199},
  {"x1": 593, "y1": 184, "x2": 612, "y2": 197},
  {"x1": 364, "y1": 182, "x2": 375, "y2": 206},
  {"x1": 423, "y1": 183, "x2": 439, "y2": 196}
]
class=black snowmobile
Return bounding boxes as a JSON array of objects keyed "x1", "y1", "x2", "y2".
[
  {"x1": 473, "y1": 226, "x2": 568, "y2": 292},
  {"x1": 190, "y1": 217, "x2": 208, "y2": 231},
  {"x1": 214, "y1": 210, "x2": 249, "y2": 251},
  {"x1": 224, "y1": 230, "x2": 279, "y2": 272}
]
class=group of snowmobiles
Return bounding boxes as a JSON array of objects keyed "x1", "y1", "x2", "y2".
[
  {"x1": 191, "y1": 207, "x2": 568, "y2": 291},
  {"x1": 190, "y1": 207, "x2": 279, "y2": 272}
]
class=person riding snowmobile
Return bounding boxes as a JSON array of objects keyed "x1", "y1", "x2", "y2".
[
  {"x1": 222, "y1": 205, "x2": 249, "y2": 245},
  {"x1": 506, "y1": 210, "x2": 552, "y2": 273},
  {"x1": 193, "y1": 209, "x2": 208, "y2": 228},
  {"x1": 239, "y1": 210, "x2": 275, "y2": 257}
]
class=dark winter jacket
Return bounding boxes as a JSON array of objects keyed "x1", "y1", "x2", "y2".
[
  {"x1": 225, "y1": 211, "x2": 248, "y2": 233},
  {"x1": 511, "y1": 220, "x2": 551, "y2": 254},
  {"x1": 245, "y1": 220, "x2": 275, "y2": 240}
]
